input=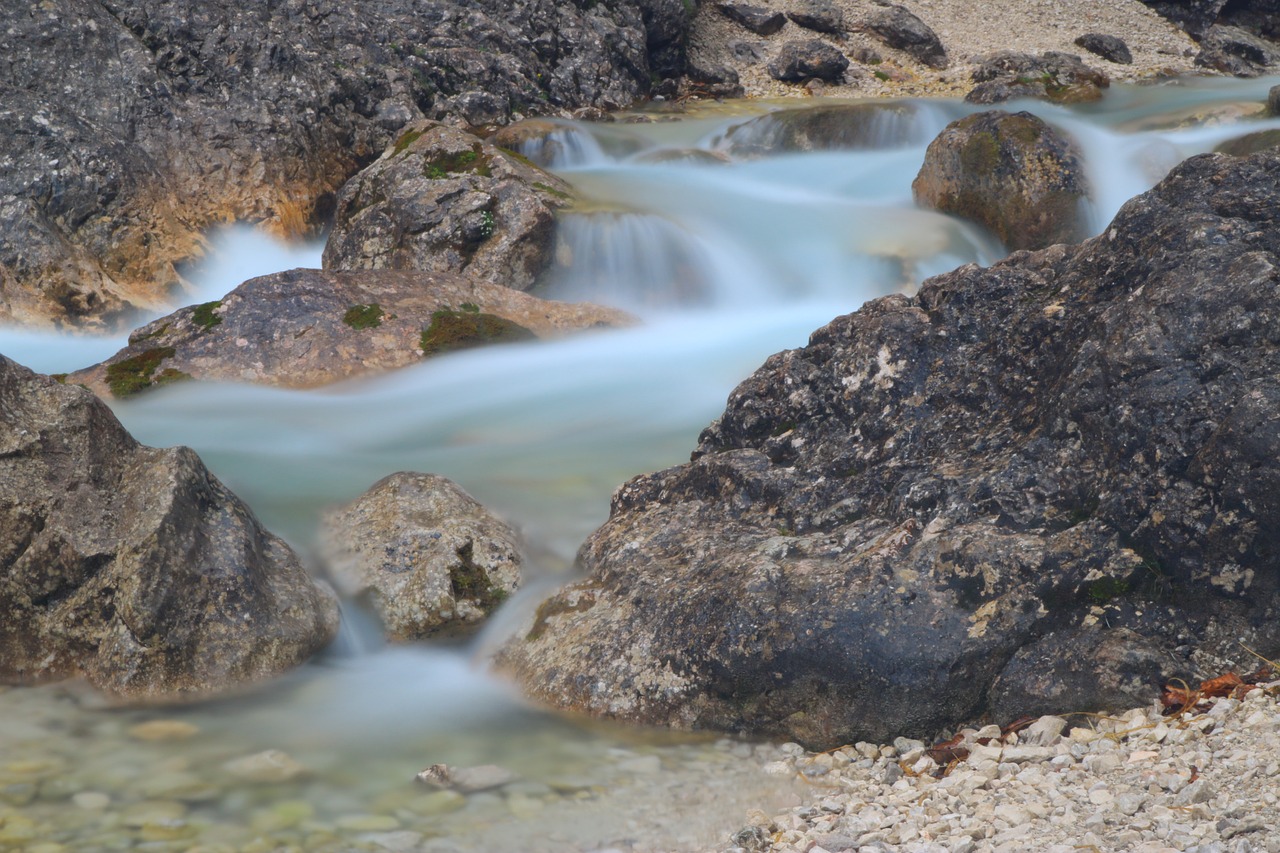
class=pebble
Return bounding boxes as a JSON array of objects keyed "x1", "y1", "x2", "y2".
[
  {"x1": 222, "y1": 749, "x2": 309, "y2": 783},
  {"x1": 721, "y1": 684, "x2": 1280, "y2": 853},
  {"x1": 127, "y1": 720, "x2": 201, "y2": 741}
]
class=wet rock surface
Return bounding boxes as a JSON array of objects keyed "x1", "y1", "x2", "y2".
[
  {"x1": 322, "y1": 121, "x2": 574, "y2": 290},
  {"x1": 0, "y1": 357, "x2": 339, "y2": 697},
  {"x1": 319, "y1": 473, "x2": 522, "y2": 641},
  {"x1": 66, "y1": 269, "x2": 633, "y2": 396},
  {"x1": 0, "y1": 0, "x2": 683, "y2": 329},
  {"x1": 500, "y1": 150, "x2": 1280, "y2": 750},
  {"x1": 912, "y1": 110, "x2": 1090, "y2": 251},
  {"x1": 966, "y1": 51, "x2": 1111, "y2": 105},
  {"x1": 718, "y1": 103, "x2": 928, "y2": 157}
]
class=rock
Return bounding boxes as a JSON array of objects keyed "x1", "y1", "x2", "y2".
[
  {"x1": 1137, "y1": 0, "x2": 1229, "y2": 38},
  {"x1": 1269, "y1": 84, "x2": 1280, "y2": 115},
  {"x1": 1214, "y1": 129, "x2": 1280, "y2": 156},
  {"x1": 1073, "y1": 33, "x2": 1134, "y2": 65},
  {"x1": 716, "y1": 3, "x2": 787, "y2": 37},
  {"x1": 498, "y1": 149, "x2": 1280, "y2": 749},
  {"x1": 0, "y1": 357, "x2": 339, "y2": 697},
  {"x1": 967, "y1": 52, "x2": 1110, "y2": 105},
  {"x1": 322, "y1": 121, "x2": 574, "y2": 290},
  {"x1": 222, "y1": 750, "x2": 309, "y2": 783},
  {"x1": 415, "y1": 764, "x2": 517, "y2": 793},
  {"x1": 1195, "y1": 24, "x2": 1280, "y2": 77},
  {"x1": 0, "y1": 0, "x2": 681, "y2": 330},
  {"x1": 683, "y1": 57, "x2": 745, "y2": 100},
  {"x1": 767, "y1": 40, "x2": 850, "y2": 83},
  {"x1": 66, "y1": 269, "x2": 633, "y2": 396},
  {"x1": 127, "y1": 721, "x2": 200, "y2": 742},
  {"x1": 861, "y1": 3, "x2": 948, "y2": 70},
  {"x1": 319, "y1": 473, "x2": 521, "y2": 641},
  {"x1": 720, "y1": 103, "x2": 928, "y2": 157},
  {"x1": 787, "y1": 1, "x2": 845, "y2": 35},
  {"x1": 911, "y1": 110, "x2": 1090, "y2": 251}
]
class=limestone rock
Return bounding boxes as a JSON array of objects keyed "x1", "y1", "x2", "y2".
[
  {"x1": 912, "y1": 110, "x2": 1090, "y2": 251},
  {"x1": 1073, "y1": 33, "x2": 1134, "y2": 65},
  {"x1": 320, "y1": 473, "x2": 521, "y2": 640},
  {"x1": 0, "y1": 357, "x2": 339, "y2": 697},
  {"x1": 862, "y1": 3, "x2": 948, "y2": 70},
  {"x1": 767, "y1": 40, "x2": 850, "y2": 83},
  {"x1": 720, "y1": 103, "x2": 928, "y2": 157},
  {"x1": 66, "y1": 269, "x2": 633, "y2": 396},
  {"x1": 716, "y1": 3, "x2": 787, "y2": 37},
  {"x1": 0, "y1": 0, "x2": 682, "y2": 329},
  {"x1": 499, "y1": 149, "x2": 1280, "y2": 750},
  {"x1": 323, "y1": 122, "x2": 574, "y2": 290},
  {"x1": 786, "y1": 1, "x2": 845, "y2": 35},
  {"x1": 967, "y1": 52, "x2": 1110, "y2": 105}
]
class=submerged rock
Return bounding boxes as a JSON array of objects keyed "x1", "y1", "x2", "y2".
[
  {"x1": 319, "y1": 473, "x2": 521, "y2": 640},
  {"x1": 0, "y1": 357, "x2": 339, "y2": 697},
  {"x1": 323, "y1": 122, "x2": 575, "y2": 290},
  {"x1": 499, "y1": 150, "x2": 1280, "y2": 749},
  {"x1": 912, "y1": 110, "x2": 1090, "y2": 251},
  {"x1": 66, "y1": 269, "x2": 632, "y2": 396},
  {"x1": 967, "y1": 51, "x2": 1110, "y2": 105},
  {"x1": 0, "y1": 0, "x2": 679, "y2": 330},
  {"x1": 720, "y1": 103, "x2": 928, "y2": 157}
]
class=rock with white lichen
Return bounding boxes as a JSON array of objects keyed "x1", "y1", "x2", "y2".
[{"x1": 498, "y1": 150, "x2": 1280, "y2": 749}]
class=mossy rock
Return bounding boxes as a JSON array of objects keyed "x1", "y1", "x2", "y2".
[
  {"x1": 342, "y1": 303, "x2": 384, "y2": 330},
  {"x1": 419, "y1": 310, "x2": 535, "y2": 357},
  {"x1": 1216, "y1": 129, "x2": 1280, "y2": 157},
  {"x1": 105, "y1": 347, "x2": 191, "y2": 398},
  {"x1": 191, "y1": 301, "x2": 223, "y2": 331}
]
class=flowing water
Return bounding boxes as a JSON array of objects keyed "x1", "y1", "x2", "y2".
[{"x1": 2, "y1": 75, "x2": 1279, "y2": 852}]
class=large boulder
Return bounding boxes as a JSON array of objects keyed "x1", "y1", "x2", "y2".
[
  {"x1": 320, "y1": 473, "x2": 522, "y2": 641},
  {"x1": 322, "y1": 122, "x2": 573, "y2": 289},
  {"x1": 912, "y1": 110, "x2": 1090, "y2": 251},
  {"x1": 0, "y1": 357, "x2": 339, "y2": 696},
  {"x1": 0, "y1": 0, "x2": 684, "y2": 330},
  {"x1": 65, "y1": 268, "x2": 633, "y2": 397},
  {"x1": 499, "y1": 150, "x2": 1280, "y2": 749},
  {"x1": 966, "y1": 52, "x2": 1110, "y2": 105},
  {"x1": 1194, "y1": 24, "x2": 1280, "y2": 76}
]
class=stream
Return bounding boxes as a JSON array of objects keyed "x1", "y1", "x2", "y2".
[{"x1": 2, "y1": 74, "x2": 1279, "y2": 852}]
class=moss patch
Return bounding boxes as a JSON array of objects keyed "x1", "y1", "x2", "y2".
[
  {"x1": 959, "y1": 129, "x2": 1001, "y2": 174},
  {"x1": 423, "y1": 144, "x2": 492, "y2": 180},
  {"x1": 105, "y1": 347, "x2": 189, "y2": 398},
  {"x1": 50, "y1": 373, "x2": 68, "y2": 384},
  {"x1": 448, "y1": 542, "x2": 507, "y2": 613},
  {"x1": 531, "y1": 181, "x2": 572, "y2": 201},
  {"x1": 526, "y1": 587, "x2": 599, "y2": 641},
  {"x1": 393, "y1": 128, "x2": 425, "y2": 156},
  {"x1": 191, "y1": 301, "x2": 223, "y2": 331},
  {"x1": 342, "y1": 303, "x2": 384, "y2": 330},
  {"x1": 1087, "y1": 576, "x2": 1132, "y2": 604},
  {"x1": 419, "y1": 309, "x2": 535, "y2": 357}
]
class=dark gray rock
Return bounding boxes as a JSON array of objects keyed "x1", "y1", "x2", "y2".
[
  {"x1": 65, "y1": 269, "x2": 633, "y2": 396},
  {"x1": 862, "y1": 3, "x2": 948, "y2": 70},
  {"x1": 320, "y1": 473, "x2": 521, "y2": 641},
  {"x1": 913, "y1": 111, "x2": 1090, "y2": 251},
  {"x1": 1195, "y1": 24, "x2": 1280, "y2": 76},
  {"x1": 1215, "y1": 129, "x2": 1280, "y2": 156},
  {"x1": 322, "y1": 121, "x2": 572, "y2": 289},
  {"x1": 1073, "y1": 33, "x2": 1134, "y2": 65},
  {"x1": 786, "y1": 0, "x2": 846, "y2": 35},
  {"x1": 967, "y1": 51, "x2": 1110, "y2": 105},
  {"x1": 683, "y1": 57, "x2": 746, "y2": 100},
  {"x1": 716, "y1": 2, "x2": 787, "y2": 36},
  {"x1": 1137, "y1": 0, "x2": 1229, "y2": 38},
  {"x1": 0, "y1": 357, "x2": 339, "y2": 697},
  {"x1": 720, "y1": 103, "x2": 929, "y2": 157},
  {"x1": 0, "y1": 0, "x2": 686, "y2": 329},
  {"x1": 767, "y1": 40, "x2": 850, "y2": 83},
  {"x1": 1270, "y1": 84, "x2": 1280, "y2": 115},
  {"x1": 499, "y1": 148, "x2": 1280, "y2": 750}
]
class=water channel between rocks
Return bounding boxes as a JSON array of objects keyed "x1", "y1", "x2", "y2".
[{"x1": 2, "y1": 75, "x2": 1279, "y2": 852}]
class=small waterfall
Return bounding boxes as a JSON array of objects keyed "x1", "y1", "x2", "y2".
[{"x1": 509, "y1": 123, "x2": 610, "y2": 168}]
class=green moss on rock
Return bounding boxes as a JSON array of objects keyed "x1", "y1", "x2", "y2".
[
  {"x1": 393, "y1": 128, "x2": 425, "y2": 156},
  {"x1": 342, "y1": 303, "x2": 384, "y2": 330},
  {"x1": 191, "y1": 301, "x2": 223, "y2": 331},
  {"x1": 419, "y1": 309, "x2": 535, "y2": 357},
  {"x1": 448, "y1": 542, "x2": 506, "y2": 613},
  {"x1": 423, "y1": 144, "x2": 492, "y2": 180},
  {"x1": 105, "y1": 347, "x2": 183, "y2": 399}
]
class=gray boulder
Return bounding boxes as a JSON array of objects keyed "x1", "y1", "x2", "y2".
[
  {"x1": 716, "y1": 3, "x2": 787, "y2": 36},
  {"x1": 65, "y1": 269, "x2": 633, "y2": 397},
  {"x1": 1270, "y1": 84, "x2": 1280, "y2": 115},
  {"x1": 862, "y1": 3, "x2": 948, "y2": 70},
  {"x1": 0, "y1": 357, "x2": 339, "y2": 696},
  {"x1": 1073, "y1": 33, "x2": 1134, "y2": 65},
  {"x1": 786, "y1": 1, "x2": 845, "y2": 35},
  {"x1": 0, "y1": 0, "x2": 684, "y2": 329},
  {"x1": 967, "y1": 52, "x2": 1110, "y2": 105},
  {"x1": 912, "y1": 110, "x2": 1090, "y2": 251},
  {"x1": 499, "y1": 148, "x2": 1280, "y2": 750},
  {"x1": 322, "y1": 121, "x2": 574, "y2": 290},
  {"x1": 767, "y1": 40, "x2": 850, "y2": 83},
  {"x1": 320, "y1": 473, "x2": 521, "y2": 641},
  {"x1": 1195, "y1": 24, "x2": 1280, "y2": 76}
]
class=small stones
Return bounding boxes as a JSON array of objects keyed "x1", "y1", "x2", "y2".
[{"x1": 414, "y1": 763, "x2": 517, "y2": 793}]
